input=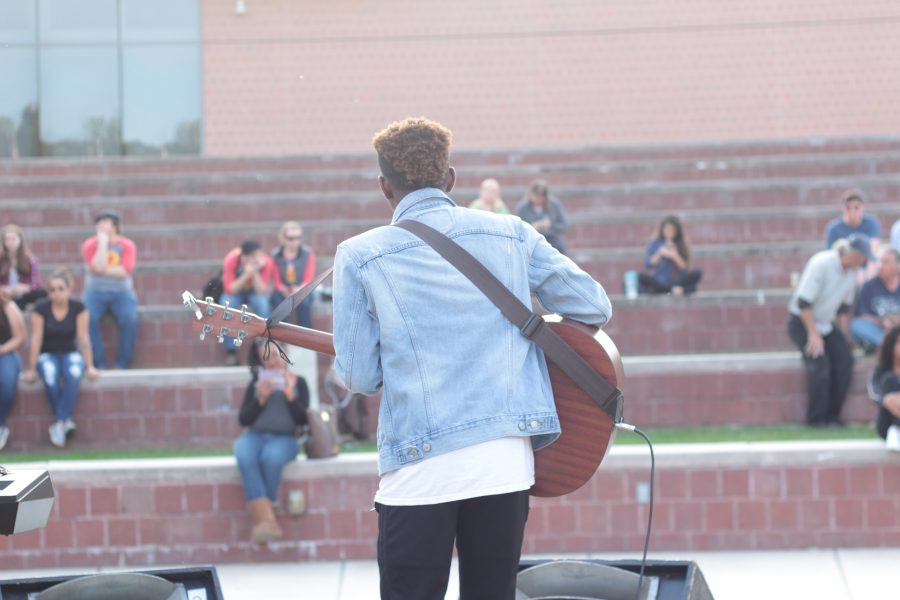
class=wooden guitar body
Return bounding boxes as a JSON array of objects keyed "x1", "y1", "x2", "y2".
[{"x1": 531, "y1": 317, "x2": 625, "y2": 497}]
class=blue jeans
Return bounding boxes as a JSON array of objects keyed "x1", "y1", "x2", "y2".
[
  {"x1": 219, "y1": 292, "x2": 271, "y2": 351},
  {"x1": 233, "y1": 430, "x2": 299, "y2": 502},
  {"x1": 0, "y1": 352, "x2": 20, "y2": 426},
  {"x1": 83, "y1": 289, "x2": 139, "y2": 369},
  {"x1": 37, "y1": 352, "x2": 84, "y2": 422},
  {"x1": 849, "y1": 317, "x2": 885, "y2": 348}
]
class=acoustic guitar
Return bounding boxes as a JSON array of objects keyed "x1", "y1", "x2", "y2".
[{"x1": 181, "y1": 291, "x2": 624, "y2": 497}]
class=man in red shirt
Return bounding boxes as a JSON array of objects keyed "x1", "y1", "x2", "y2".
[
  {"x1": 221, "y1": 240, "x2": 280, "y2": 365},
  {"x1": 81, "y1": 209, "x2": 138, "y2": 369}
]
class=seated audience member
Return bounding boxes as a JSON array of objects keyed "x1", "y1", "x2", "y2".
[
  {"x1": 515, "y1": 180, "x2": 569, "y2": 253},
  {"x1": 234, "y1": 339, "x2": 309, "y2": 544},
  {"x1": 270, "y1": 221, "x2": 317, "y2": 328},
  {"x1": 220, "y1": 240, "x2": 279, "y2": 365},
  {"x1": 867, "y1": 324, "x2": 900, "y2": 451},
  {"x1": 82, "y1": 209, "x2": 138, "y2": 369},
  {"x1": 824, "y1": 189, "x2": 881, "y2": 250},
  {"x1": 0, "y1": 289, "x2": 26, "y2": 451},
  {"x1": 638, "y1": 215, "x2": 703, "y2": 296},
  {"x1": 22, "y1": 270, "x2": 99, "y2": 448},
  {"x1": 1, "y1": 224, "x2": 47, "y2": 309},
  {"x1": 890, "y1": 217, "x2": 900, "y2": 252},
  {"x1": 850, "y1": 247, "x2": 900, "y2": 352},
  {"x1": 469, "y1": 178, "x2": 510, "y2": 214},
  {"x1": 787, "y1": 234, "x2": 873, "y2": 427}
]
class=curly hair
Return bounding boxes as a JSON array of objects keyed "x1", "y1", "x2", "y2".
[{"x1": 372, "y1": 117, "x2": 452, "y2": 191}]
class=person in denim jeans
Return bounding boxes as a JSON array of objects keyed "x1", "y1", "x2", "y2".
[
  {"x1": 333, "y1": 118, "x2": 611, "y2": 600},
  {"x1": 234, "y1": 339, "x2": 309, "y2": 544},
  {"x1": 270, "y1": 222, "x2": 317, "y2": 329},
  {"x1": 850, "y1": 247, "x2": 900, "y2": 352},
  {"x1": 81, "y1": 209, "x2": 138, "y2": 369},
  {"x1": 23, "y1": 270, "x2": 99, "y2": 448},
  {"x1": 0, "y1": 289, "x2": 26, "y2": 451},
  {"x1": 220, "y1": 240, "x2": 280, "y2": 365}
]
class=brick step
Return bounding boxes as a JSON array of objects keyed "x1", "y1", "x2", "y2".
[
  {"x1": 4, "y1": 155, "x2": 900, "y2": 202},
  {"x1": 69, "y1": 291, "x2": 797, "y2": 370},
  {"x1": 6, "y1": 152, "x2": 900, "y2": 196},
  {"x1": 3, "y1": 138, "x2": 900, "y2": 179},
  {"x1": 2, "y1": 440, "x2": 896, "y2": 569},
  {"x1": 5, "y1": 368, "x2": 248, "y2": 452},
  {"x1": 1, "y1": 354, "x2": 877, "y2": 452},
  {"x1": 5, "y1": 174, "x2": 900, "y2": 231},
  {"x1": 21, "y1": 206, "x2": 900, "y2": 265},
  {"x1": 37, "y1": 239, "x2": 817, "y2": 305}
]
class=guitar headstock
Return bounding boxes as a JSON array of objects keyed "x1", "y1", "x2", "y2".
[{"x1": 182, "y1": 291, "x2": 268, "y2": 347}]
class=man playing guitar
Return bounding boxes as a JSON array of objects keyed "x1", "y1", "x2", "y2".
[{"x1": 331, "y1": 117, "x2": 612, "y2": 600}]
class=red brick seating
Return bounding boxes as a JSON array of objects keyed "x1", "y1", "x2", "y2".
[
  {"x1": 73, "y1": 292, "x2": 798, "y2": 370},
  {"x1": 3, "y1": 353, "x2": 879, "y2": 452},
  {"x1": 2, "y1": 440, "x2": 896, "y2": 569}
]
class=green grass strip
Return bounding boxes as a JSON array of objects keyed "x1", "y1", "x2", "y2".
[{"x1": 0, "y1": 424, "x2": 878, "y2": 463}]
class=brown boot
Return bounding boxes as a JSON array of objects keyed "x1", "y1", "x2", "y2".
[{"x1": 247, "y1": 498, "x2": 283, "y2": 545}]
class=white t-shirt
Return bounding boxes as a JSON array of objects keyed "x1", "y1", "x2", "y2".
[{"x1": 374, "y1": 436, "x2": 534, "y2": 506}]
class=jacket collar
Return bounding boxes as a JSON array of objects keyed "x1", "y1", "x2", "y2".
[{"x1": 391, "y1": 188, "x2": 456, "y2": 223}]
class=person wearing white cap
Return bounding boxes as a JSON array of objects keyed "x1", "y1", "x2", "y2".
[{"x1": 787, "y1": 233, "x2": 874, "y2": 427}]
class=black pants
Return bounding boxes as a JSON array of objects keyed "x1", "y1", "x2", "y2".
[
  {"x1": 876, "y1": 373, "x2": 900, "y2": 439},
  {"x1": 787, "y1": 315, "x2": 854, "y2": 425},
  {"x1": 638, "y1": 269, "x2": 702, "y2": 294},
  {"x1": 375, "y1": 489, "x2": 530, "y2": 600}
]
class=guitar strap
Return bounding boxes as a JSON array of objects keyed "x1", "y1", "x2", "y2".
[
  {"x1": 394, "y1": 219, "x2": 622, "y2": 420},
  {"x1": 265, "y1": 266, "x2": 334, "y2": 363},
  {"x1": 267, "y1": 266, "x2": 334, "y2": 329}
]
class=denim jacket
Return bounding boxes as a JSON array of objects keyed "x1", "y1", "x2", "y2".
[{"x1": 333, "y1": 188, "x2": 612, "y2": 474}]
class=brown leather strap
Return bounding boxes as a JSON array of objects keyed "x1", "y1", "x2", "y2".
[
  {"x1": 267, "y1": 266, "x2": 333, "y2": 329},
  {"x1": 394, "y1": 219, "x2": 621, "y2": 419}
]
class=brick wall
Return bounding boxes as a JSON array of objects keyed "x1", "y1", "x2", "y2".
[
  {"x1": 201, "y1": 0, "x2": 900, "y2": 155},
  {"x1": 3, "y1": 442, "x2": 897, "y2": 569}
]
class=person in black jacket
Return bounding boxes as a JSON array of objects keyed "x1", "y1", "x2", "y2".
[
  {"x1": 867, "y1": 324, "x2": 900, "y2": 451},
  {"x1": 234, "y1": 338, "x2": 309, "y2": 544}
]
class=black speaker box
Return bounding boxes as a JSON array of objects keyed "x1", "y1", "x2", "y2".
[
  {"x1": 0, "y1": 565, "x2": 224, "y2": 600},
  {"x1": 518, "y1": 558, "x2": 714, "y2": 600}
]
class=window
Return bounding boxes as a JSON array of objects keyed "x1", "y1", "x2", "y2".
[{"x1": 0, "y1": 0, "x2": 201, "y2": 158}]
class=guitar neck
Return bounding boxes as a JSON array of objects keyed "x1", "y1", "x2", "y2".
[{"x1": 267, "y1": 322, "x2": 335, "y2": 356}]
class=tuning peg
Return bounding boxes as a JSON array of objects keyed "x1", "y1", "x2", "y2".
[
  {"x1": 234, "y1": 330, "x2": 247, "y2": 347},
  {"x1": 222, "y1": 301, "x2": 234, "y2": 321},
  {"x1": 217, "y1": 326, "x2": 231, "y2": 344},
  {"x1": 199, "y1": 323, "x2": 213, "y2": 341},
  {"x1": 240, "y1": 304, "x2": 250, "y2": 324},
  {"x1": 182, "y1": 291, "x2": 202, "y2": 320},
  {"x1": 205, "y1": 296, "x2": 214, "y2": 304}
]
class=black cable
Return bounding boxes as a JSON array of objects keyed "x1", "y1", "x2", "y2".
[{"x1": 615, "y1": 422, "x2": 655, "y2": 600}]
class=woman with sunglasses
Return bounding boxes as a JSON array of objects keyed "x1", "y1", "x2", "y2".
[
  {"x1": 270, "y1": 221, "x2": 317, "y2": 328},
  {"x1": 22, "y1": 269, "x2": 99, "y2": 448}
]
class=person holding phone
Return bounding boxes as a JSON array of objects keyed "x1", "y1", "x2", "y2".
[{"x1": 233, "y1": 338, "x2": 309, "y2": 545}]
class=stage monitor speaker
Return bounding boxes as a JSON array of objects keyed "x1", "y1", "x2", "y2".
[
  {"x1": 518, "y1": 558, "x2": 714, "y2": 600},
  {"x1": 0, "y1": 469, "x2": 54, "y2": 536},
  {"x1": 0, "y1": 566, "x2": 224, "y2": 600}
]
